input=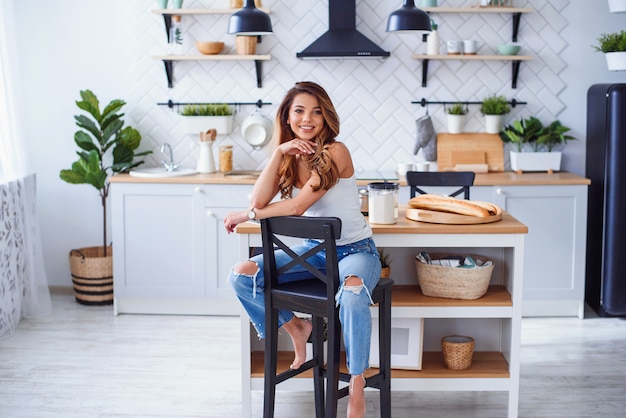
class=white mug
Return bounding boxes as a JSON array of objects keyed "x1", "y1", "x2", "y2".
[
  {"x1": 397, "y1": 162, "x2": 415, "y2": 179},
  {"x1": 415, "y1": 162, "x2": 430, "y2": 172},
  {"x1": 463, "y1": 40, "x2": 478, "y2": 55},
  {"x1": 446, "y1": 40, "x2": 463, "y2": 55}
]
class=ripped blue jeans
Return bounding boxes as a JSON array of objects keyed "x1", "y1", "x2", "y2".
[{"x1": 229, "y1": 237, "x2": 381, "y2": 375}]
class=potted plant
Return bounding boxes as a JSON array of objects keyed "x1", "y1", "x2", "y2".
[
  {"x1": 379, "y1": 248, "x2": 393, "y2": 279},
  {"x1": 446, "y1": 102, "x2": 468, "y2": 134},
  {"x1": 59, "y1": 90, "x2": 151, "y2": 305},
  {"x1": 480, "y1": 94, "x2": 510, "y2": 134},
  {"x1": 180, "y1": 103, "x2": 234, "y2": 135},
  {"x1": 593, "y1": 30, "x2": 626, "y2": 71},
  {"x1": 500, "y1": 117, "x2": 575, "y2": 172}
]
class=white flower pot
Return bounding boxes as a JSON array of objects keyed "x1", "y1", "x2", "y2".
[
  {"x1": 447, "y1": 114, "x2": 465, "y2": 134},
  {"x1": 426, "y1": 30, "x2": 440, "y2": 55},
  {"x1": 605, "y1": 52, "x2": 626, "y2": 71},
  {"x1": 608, "y1": 0, "x2": 626, "y2": 13},
  {"x1": 484, "y1": 115, "x2": 504, "y2": 134},
  {"x1": 510, "y1": 151, "x2": 562, "y2": 172},
  {"x1": 181, "y1": 115, "x2": 233, "y2": 135}
]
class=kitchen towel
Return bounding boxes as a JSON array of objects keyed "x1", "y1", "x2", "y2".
[{"x1": 414, "y1": 114, "x2": 437, "y2": 161}]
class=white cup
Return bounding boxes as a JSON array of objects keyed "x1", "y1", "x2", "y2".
[
  {"x1": 397, "y1": 162, "x2": 415, "y2": 179},
  {"x1": 463, "y1": 40, "x2": 478, "y2": 55},
  {"x1": 446, "y1": 40, "x2": 463, "y2": 55},
  {"x1": 415, "y1": 162, "x2": 430, "y2": 172}
]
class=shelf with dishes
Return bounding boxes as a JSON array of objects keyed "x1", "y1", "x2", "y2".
[
  {"x1": 151, "y1": 8, "x2": 272, "y2": 88},
  {"x1": 411, "y1": 54, "x2": 533, "y2": 89}
]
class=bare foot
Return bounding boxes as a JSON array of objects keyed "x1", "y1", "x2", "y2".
[
  {"x1": 282, "y1": 316, "x2": 313, "y2": 370},
  {"x1": 347, "y1": 374, "x2": 366, "y2": 418}
]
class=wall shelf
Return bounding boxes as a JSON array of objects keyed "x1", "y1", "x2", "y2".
[
  {"x1": 151, "y1": 8, "x2": 272, "y2": 88},
  {"x1": 412, "y1": 54, "x2": 533, "y2": 89}
]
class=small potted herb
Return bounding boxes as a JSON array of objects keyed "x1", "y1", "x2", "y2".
[
  {"x1": 446, "y1": 102, "x2": 468, "y2": 134},
  {"x1": 180, "y1": 103, "x2": 234, "y2": 135},
  {"x1": 480, "y1": 95, "x2": 510, "y2": 134},
  {"x1": 593, "y1": 30, "x2": 626, "y2": 71}
]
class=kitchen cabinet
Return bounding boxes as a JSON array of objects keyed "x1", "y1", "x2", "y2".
[
  {"x1": 415, "y1": 7, "x2": 534, "y2": 88},
  {"x1": 110, "y1": 182, "x2": 249, "y2": 315},
  {"x1": 236, "y1": 211, "x2": 527, "y2": 418},
  {"x1": 151, "y1": 8, "x2": 272, "y2": 88}
]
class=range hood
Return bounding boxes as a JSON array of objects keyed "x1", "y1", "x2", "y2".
[{"x1": 296, "y1": 0, "x2": 390, "y2": 59}]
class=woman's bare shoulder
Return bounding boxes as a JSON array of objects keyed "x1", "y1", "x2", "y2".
[{"x1": 328, "y1": 141, "x2": 354, "y2": 176}]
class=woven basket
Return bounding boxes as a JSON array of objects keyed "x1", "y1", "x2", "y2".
[
  {"x1": 415, "y1": 253, "x2": 494, "y2": 300},
  {"x1": 69, "y1": 246, "x2": 113, "y2": 306},
  {"x1": 441, "y1": 335, "x2": 474, "y2": 370}
]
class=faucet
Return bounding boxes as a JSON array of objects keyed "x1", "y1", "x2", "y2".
[{"x1": 160, "y1": 143, "x2": 180, "y2": 172}]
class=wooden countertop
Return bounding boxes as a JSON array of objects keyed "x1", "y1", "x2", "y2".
[
  {"x1": 110, "y1": 171, "x2": 589, "y2": 186},
  {"x1": 236, "y1": 207, "x2": 528, "y2": 235}
]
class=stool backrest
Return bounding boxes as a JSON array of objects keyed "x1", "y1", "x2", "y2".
[
  {"x1": 406, "y1": 171, "x2": 475, "y2": 200},
  {"x1": 261, "y1": 216, "x2": 342, "y2": 297}
]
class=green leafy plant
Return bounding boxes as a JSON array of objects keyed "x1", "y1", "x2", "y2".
[
  {"x1": 180, "y1": 103, "x2": 233, "y2": 116},
  {"x1": 500, "y1": 116, "x2": 575, "y2": 152},
  {"x1": 480, "y1": 95, "x2": 511, "y2": 115},
  {"x1": 593, "y1": 30, "x2": 626, "y2": 53},
  {"x1": 430, "y1": 19, "x2": 438, "y2": 31},
  {"x1": 59, "y1": 90, "x2": 151, "y2": 255},
  {"x1": 447, "y1": 102, "x2": 467, "y2": 115}
]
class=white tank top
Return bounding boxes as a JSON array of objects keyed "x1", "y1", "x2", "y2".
[{"x1": 295, "y1": 174, "x2": 372, "y2": 246}]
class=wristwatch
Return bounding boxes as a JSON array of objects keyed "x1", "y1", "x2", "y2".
[{"x1": 247, "y1": 207, "x2": 257, "y2": 221}]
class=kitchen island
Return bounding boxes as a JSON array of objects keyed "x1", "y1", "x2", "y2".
[
  {"x1": 109, "y1": 171, "x2": 587, "y2": 317},
  {"x1": 235, "y1": 207, "x2": 528, "y2": 418}
]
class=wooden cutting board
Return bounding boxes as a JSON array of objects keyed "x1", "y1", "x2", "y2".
[
  {"x1": 405, "y1": 207, "x2": 503, "y2": 225},
  {"x1": 437, "y1": 133, "x2": 504, "y2": 172}
]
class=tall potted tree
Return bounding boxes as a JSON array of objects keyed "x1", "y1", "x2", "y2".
[{"x1": 59, "y1": 90, "x2": 150, "y2": 305}]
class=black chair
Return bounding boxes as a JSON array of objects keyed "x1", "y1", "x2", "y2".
[
  {"x1": 261, "y1": 216, "x2": 394, "y2": 418},
  {"x1": 406, "y1": 171, "x2": 475, "y2": 200}
]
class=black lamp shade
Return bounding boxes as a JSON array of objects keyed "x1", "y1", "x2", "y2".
[
  {"x1": 227, "y1": 0, "x2": 273, "y2": 36},
  {"x1": 386, "y1": 0, "x2": 432, "y2": 33}
]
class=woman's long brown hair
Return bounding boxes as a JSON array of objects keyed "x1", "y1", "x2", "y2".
[{"x1": 272, "y1": 81, "x2": 340, "y2": 199}]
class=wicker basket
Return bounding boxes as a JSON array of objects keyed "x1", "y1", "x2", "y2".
[
  {"x1": 69, "y1": 246, "x2": 113, "y2": 306},
  {"x1": 415, "y1": 253, "x2": 494, "y2": 300},
  {"x1": 441, "y1": 335, "x2": 474, "y2": 370}
]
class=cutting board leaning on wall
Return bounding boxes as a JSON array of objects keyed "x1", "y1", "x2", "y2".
[{"x1": 437, "y1": 133, "x2": 504, "y2": 173}]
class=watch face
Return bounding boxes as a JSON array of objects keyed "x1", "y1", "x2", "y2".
[{"x1": 248, "y1": 210, "x2": 255, "y2": 220}]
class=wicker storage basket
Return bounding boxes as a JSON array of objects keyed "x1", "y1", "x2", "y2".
[
  {"x1": 441, "y1": 335, "x2": 474, "y2": 370},
  {"x1": 415, "y1": 253, "x2": 494, "y2": 300},
  {"x1": 69, "y1": 246, "x2": 113, "y2": 306}
]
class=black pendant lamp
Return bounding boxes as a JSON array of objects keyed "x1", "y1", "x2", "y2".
[
  {"x1": 386, "y1": 0, "x2": 431, "y2": 34},
  {"x1": 227, "y1": 0, "x2": 273, "y2": 36}
]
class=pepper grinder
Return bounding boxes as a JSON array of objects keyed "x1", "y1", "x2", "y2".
[{"x1": 196, "y1": 129, "x2": 216, "y2": 173}]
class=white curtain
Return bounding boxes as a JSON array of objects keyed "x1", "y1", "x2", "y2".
[{"x1": 0, "y1": 0, "x2": 52, "y2": 339}]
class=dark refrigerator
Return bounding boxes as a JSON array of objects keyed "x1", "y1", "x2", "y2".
[{"x1": 585, "y1": 84, "x2": 626, "y2": 316}]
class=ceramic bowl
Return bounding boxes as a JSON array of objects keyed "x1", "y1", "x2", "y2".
[
  {"x1": 497, "y1": 44, "x2": 521, "y2": 56},
  {"x1": 195, "y1": 41, "x2": 224, "y2": 55},
  {"x1": 241, "y1": 110, "x2": 273, "y2": 149}
]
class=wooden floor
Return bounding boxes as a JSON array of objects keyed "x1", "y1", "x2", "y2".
[{"x1": 1, "y1": 292, "x2": 626, "y2": 418}]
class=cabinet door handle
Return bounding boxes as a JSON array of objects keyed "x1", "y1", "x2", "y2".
[
  {"x1": 195, "y1": 187, "x2": 204, "y2": 194},
  {"x1": 496, "y1": 188, "x2": 505, "y2": 195},
  {"x1": 206, "y1": 211, "x2": 215, "y2": 218}
]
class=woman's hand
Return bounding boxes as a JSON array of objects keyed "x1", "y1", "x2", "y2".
[
  {"x1": 278, "y1": 138, "x2": 316, "y2": 156},
  {"x1": 224, "y1": 209, "x2": 248, "y2": 234}
]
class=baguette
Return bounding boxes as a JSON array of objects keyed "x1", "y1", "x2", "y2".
[{"x1": 408, "y1": 194, "x2": 499, "y2": 218}]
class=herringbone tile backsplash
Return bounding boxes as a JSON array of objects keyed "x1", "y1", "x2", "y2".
[{"x1": 131, "y1": 0, "x2": 567, "y2": 173}]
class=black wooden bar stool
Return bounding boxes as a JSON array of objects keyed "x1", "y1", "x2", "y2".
[
  {"x1": 261, "y1": 216, "x2": 394, "y2": 418},
  {"x1": 406, "y1": 171, "x2": 475, "y2": 199}
]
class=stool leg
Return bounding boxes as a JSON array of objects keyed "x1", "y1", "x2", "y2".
[
  {"x1": 263, "y1": 308, "x2": 279, "y2": 418},
  {"x1": 378, "y1": 288, "x2": 392, "y2": 418},
  {"x1": 312, "y1": 316, "x2": 325, "y2": 418},
  {"x1": 324, "y1": 315, "x2": 341, "y2": 418}
]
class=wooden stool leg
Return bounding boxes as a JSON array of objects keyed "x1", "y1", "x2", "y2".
[
  {"x1": 379, "y1": 288, "x2": 392, "y2": 418},
  {"x1": 263, "y1": 309, "x2": 279, "y2": 418}
]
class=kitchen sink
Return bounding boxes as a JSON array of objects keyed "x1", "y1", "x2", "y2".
[
  {"x1": 223, "y1": 170, "x2": 261, "y2": 179},
  {"x1": 129, "y1": 167, "x2": 196, "y2": 178}
]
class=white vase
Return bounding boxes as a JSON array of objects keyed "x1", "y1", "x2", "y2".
[
  {"x1": 182, "y1": 115, "x2": 233, "y2": 135},
  {"x1": 608, "y1": 0, "x2": 626, "y2": 12},
  {"x1": 426, "y1": 30, "x2": 440, "y2": 55},
  {"x1": 447, "y1": 114, "x2": 465, "y2": 134},
  {"x1": 484, "y1": 115, "x2": 503, "y2": 134},
  {"x1": 605, "y1": 52, "x2": 626, "y2": 71},
  {"x1": 509, "y1": 151, "x2": 562, "y2": 172}
]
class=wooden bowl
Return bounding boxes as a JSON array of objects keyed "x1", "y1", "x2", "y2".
[{"x1": 195, "y1": 41, "x2": 224, "y2": 55}]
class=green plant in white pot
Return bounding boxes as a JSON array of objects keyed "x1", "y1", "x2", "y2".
[
  {"x1": 446, "y1": 102, "x2": 468, "y2": 134},
  {"x1": 59, "y1": 90, "x2": 151, "y2": 305},
  {"x1": 480, "y1": 95, "x2": 510, "y2": 134},
  {"x1": 180, "y1": 103, "x2": 234, "y2": 135},
  {"x1": 593, "y1": 30, "x2": 626, "y2": 71},
  {"x1": 500, "y1": 117, "x2": 575, "y2": 173}
]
